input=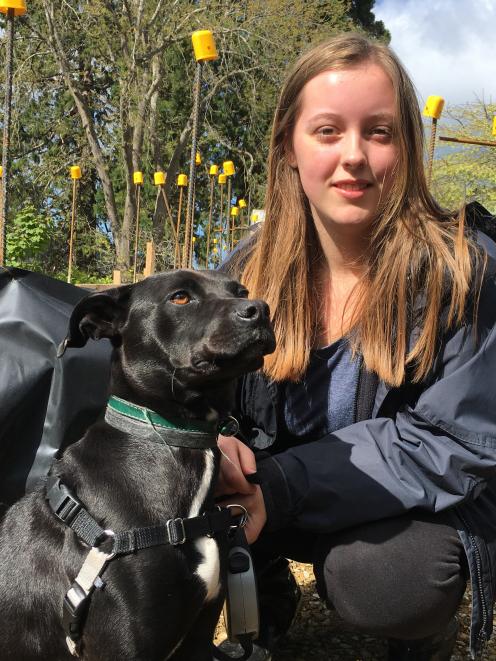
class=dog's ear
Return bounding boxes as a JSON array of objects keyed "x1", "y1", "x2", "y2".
[{"x1": 58, "y1": 285, "x2": 132, "y2": 356}]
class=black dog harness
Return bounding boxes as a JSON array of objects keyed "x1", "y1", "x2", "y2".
[{"x1": 46, "y1": 395, "x2": 244, "y2": 657}]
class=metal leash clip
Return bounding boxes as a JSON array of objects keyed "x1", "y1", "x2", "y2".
[{"x1": 225, "y1": 504, "x2": 249, "y2": 530}]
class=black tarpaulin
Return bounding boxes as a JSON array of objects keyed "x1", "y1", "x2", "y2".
[{"x1": 0, "y1": 267, "x2": 111, "y2": 506}]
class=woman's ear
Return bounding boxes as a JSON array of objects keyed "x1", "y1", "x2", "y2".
[
  {"x1": 286, "y1": 149, "x2": 298, "y2": 169},
  {"x1": 284, "y1": 134, "x2": 298, "y2": 169}
]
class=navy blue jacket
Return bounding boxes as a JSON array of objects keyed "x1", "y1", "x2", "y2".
[{"x1": 233, "y1": 230, "x2": 496, "y2": 658}]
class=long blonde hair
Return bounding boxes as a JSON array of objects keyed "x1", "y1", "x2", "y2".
[{"x1": 239, "y1": 33, "x2": 480, "y2": 387}]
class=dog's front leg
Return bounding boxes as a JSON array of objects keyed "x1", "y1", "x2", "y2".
[{"x1": 167, "y1": 592, "x2": 225, "y2": 661}]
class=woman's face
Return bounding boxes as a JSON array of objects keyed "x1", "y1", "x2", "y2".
[{"x1": 288, "y1": 63, "x2": 398, "y2": 234}]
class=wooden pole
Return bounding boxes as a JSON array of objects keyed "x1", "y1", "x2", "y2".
[
  {"x1": 426, "y1": 118, "x2": 437, "y2": 186},
  {"x1": 218, "y1": 183, "x2": 224, "y2": 263},
  {"x1": 439, "y1": 135, "x2": 496, "y2": 148},
  {"x1": 67, "y1": 178, "x2": 78, "y2": 283},
  {"x1": 205, "y1": 175, "x2": 215, "y2": 268},
  {"x1": 226, "y1": 177, "x2": 232, "y2": 251},
  {"x1": 132, "y1": 184, "x2": 141, "y2": 283},
  {"x1": 174, "y1": 186, "x2": 184, "y2": 268},
  {"x1": 143, "y1": 241, "x2": 156, "y2": 278},
  {"x1": 0, "y1": 9, "x2": 15, "y2": 266},
  {"x1": 160, "y1": 187, "x2": 176, "y2": 238},
  {"x1": 182, "y1": 61, "x2": 202, "y2": 268}
]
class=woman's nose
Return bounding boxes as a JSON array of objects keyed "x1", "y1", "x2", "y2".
[{"x1": 341, "y1": 132, "x2": 367, "y2": 169}]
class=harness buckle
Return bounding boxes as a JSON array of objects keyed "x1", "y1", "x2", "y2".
[
  {"x1": 47, "y1": 478, "x2": 82, "y2": 525},
  {"x1": 63, "y1": 582, "x2": 88, "y2": 640},
  {"x1": 166, "y1": 517, "x2": 186, "y2": 545}
]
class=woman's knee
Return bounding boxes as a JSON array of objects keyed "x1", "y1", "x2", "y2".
[{"x1": 316, "y1": 514, "x2": 467, "y2": 639}]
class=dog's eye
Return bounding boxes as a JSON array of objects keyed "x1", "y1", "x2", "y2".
[
  {"x1": 170, "y1": 291, "x2": 191, "y2": 305},
  {"x1": 238, "y1": 288, "x2": 249, "y2": 299}
]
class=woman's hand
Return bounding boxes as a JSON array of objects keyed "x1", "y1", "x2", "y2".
[
  {"x1": 216, "y1": 435, "x2": 267, "y2": 543},
  {"x1": 216, "y1": 435, "x2": 257, "y2": 497}
]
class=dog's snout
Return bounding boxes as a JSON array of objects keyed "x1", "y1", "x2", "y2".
[{"x1": 234, "y1": 300, "x2": 268, "y2": 322}]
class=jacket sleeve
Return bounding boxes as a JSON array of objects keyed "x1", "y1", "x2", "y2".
[{"x1": 257, "y1": 267, "x2": 496, "y2": 533}]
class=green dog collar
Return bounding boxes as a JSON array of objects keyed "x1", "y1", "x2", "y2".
[
  {"x1": 107, "y1": 395, "x2": 216, "y2": 433},
  {"x1": 106, "y1": 396, "x2": 239, "y2": 441}
]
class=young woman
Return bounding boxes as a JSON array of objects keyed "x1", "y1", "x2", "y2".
[{"x1": 217, "y1": 33, "x2": 496, "y2": 660}]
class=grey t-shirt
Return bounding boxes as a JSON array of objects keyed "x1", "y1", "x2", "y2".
[{"x1": 283, "y1": 338, "x2": 360, "y2": 440}]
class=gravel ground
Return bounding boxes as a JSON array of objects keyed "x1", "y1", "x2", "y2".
[{"x1": 216, "y1": 561, "x2": 496, "y2": 660}]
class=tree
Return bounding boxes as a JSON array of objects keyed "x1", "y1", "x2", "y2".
[
  {"x1": 2, "y1": 0, "x2": 390, "y2": 276},
  {"x1": 430, "y1": 100, "x2": 496, "y2": 214}
]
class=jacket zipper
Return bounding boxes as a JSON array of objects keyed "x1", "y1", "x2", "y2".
[
  {"x1": 457, "y1": 511, "x2": 488, "y2": 650},
  {"x1": 352, "y1": 356, "x2": 363, "y2": 424}
]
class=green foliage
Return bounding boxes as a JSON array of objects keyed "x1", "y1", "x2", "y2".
[
  {"x1": 430, "y1": 101, "x2": 496, "y2": 214},
  {"x1": 6, "y1": 205, "x2": 53, "y2": 269}
]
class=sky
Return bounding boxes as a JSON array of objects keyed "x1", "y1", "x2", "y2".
[{"x1": 374, "y1": 0, "x2": 496, "y2": 107}]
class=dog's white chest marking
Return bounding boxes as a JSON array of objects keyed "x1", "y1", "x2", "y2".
[{"x1": 188, "y1": 450, "x2": 220, "y2": 602}]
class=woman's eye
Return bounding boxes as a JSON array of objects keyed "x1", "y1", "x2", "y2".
[
  {"x1": 170, "y1": 291, "x2": 191, "y2": 305},
  {"x1": 371, "y1": 126, "x2": 393, "y2": 139},
  {"x1": 317, "y1": 126, "x2": 337, "y2": 138}
]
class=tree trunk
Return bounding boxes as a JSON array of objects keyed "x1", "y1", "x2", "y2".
[{"x1": 42, "y1": 1, "x2": 127, "y2": 267}]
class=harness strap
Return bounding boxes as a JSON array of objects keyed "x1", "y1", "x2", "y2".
[
  {"x1": 46, "y1": 476, "x2": 233, "y2": 553},
  {"x1": 63, "y1": 547, "x2": 114, "y2": 655},
  {"x1": 46, "y1": 476, "x2": 236, "y2": 656}
]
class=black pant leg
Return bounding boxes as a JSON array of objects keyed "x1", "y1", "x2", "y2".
[{"x1": 315, "y1": 510, "x2": 467, "y2": 640}]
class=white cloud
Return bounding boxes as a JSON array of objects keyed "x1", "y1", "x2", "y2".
[{"x1": 374, "y1": 0, "x2": 496, "y2": 106}]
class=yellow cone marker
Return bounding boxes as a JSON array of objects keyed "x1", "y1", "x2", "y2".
[
  {"x1": 70, "y1": 165, "x2": 82, "y2": 180},
  {"x1": 191, "y1": 30, "x2": 218, "y2": 62},
  {"x1": 154, "y1": 171, "x2": 166, "y2": 186},
  {"x1": 423, "y1": 96, "x2": 444, "y2": 120},
  {"x1": 223, "y1": 161, "x2": 235, "y2": 176},
  {"x1": 0, "y1": 0, "x2": 27, "y2": 16}
]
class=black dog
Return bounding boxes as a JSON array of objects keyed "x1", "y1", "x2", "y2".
[{"x1": 0, "y1": 269, "x2": 275, "y2": 661}]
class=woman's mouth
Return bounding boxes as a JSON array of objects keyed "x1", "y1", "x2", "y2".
[{"x1": 333, "y1": 181, "x2": 371, "y2": 199}]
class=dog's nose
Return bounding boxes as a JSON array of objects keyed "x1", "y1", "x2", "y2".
[{"x1": 234, "y1": 300, "x2": 268, "y2": 322}]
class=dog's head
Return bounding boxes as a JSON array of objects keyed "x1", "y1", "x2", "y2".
[{"x1": 62, "y1": 270, "x2": 275, "y2": 406}]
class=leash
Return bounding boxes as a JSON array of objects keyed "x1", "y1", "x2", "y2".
[
  {"x1": 46, "y1": 476, "x2": 236, "y2": 656},
  {"x1": 212, "y1": 525, "x2": 260, "y2": 661}
]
